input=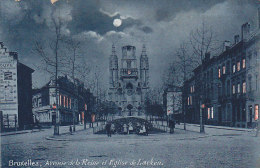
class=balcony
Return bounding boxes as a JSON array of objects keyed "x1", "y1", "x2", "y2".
[{"x1": 120, "y1": 68, "x2": 138, "y2": 79}]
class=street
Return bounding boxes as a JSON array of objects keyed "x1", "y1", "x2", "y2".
[{"x1": 1, "y1": 124, "x2": 260, "y2": 168}]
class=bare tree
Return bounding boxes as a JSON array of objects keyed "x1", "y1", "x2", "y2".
[
  {"x1": 189, "y1": 20, "x2": 220, "y2": 133},
  {"x1": 32, "y1": 8, "x2": 65, "y2": 135}
]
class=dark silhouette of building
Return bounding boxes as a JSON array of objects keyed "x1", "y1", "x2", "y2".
[
  {"x1": 183, "y1": 10, "x2": 260, "y2": 128},
  {"x1": 0, "y1": 42, "x2": 34, "y2": 129}
]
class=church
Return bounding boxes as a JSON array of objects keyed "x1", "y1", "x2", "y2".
[{"x1": 108, "y1": 44, "x2": 149, "y2": 116}]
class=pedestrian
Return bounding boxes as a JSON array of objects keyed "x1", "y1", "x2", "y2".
[
  {"x1": 106, "y1": 123, "x2": 112, "y2": 137},
  {"x1": 70, "y1": 125, "x2": 72, "y2": 135},
  {"x1": 169, "y1": 119, "x2": 175, "y2": 134},
  {"x1": 123, "y1": 124, "x2": 128, "y2": 134}
]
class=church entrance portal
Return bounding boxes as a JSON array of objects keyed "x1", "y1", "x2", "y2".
[{"x1": 127, "y1": 104, "x2": 133, "y2": 116}]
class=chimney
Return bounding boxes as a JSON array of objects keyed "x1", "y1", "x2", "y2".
[
  {"x1": 234, "y1": 35, "x2": 240, "y2": 44},
  {"x1": 223, "y1": 40, "x2": 231, "y2": 51},
  {"x1": 241, "y1": 22, "x2": 250, "y2": 40},
  {"x1": 257, "y1": 7, "x2": 260, "y2": 29}
]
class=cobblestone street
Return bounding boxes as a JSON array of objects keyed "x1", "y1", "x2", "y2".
[{"x1": 2, "y1": 124, "x2": 260, "y2": 168}]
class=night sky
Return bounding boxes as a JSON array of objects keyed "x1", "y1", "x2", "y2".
[{"x1": 0, "y1": 0, "x2": 259, "y2": 89}]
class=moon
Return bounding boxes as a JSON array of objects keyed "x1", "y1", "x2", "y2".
[{"x1": 113, "y1": 19, "x2": 122, "y2": 27}]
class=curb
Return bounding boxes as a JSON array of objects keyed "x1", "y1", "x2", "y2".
[
  {"x1": 45, "y1": 136, "x2": 70, "y2": 141},
  {"x1": 0, "y1": 130, "x2": 43, "y2": 136}
]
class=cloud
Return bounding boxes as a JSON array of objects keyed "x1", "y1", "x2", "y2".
[{"x1": 0, "y1": 0, "x2": 258, "y2": 89}]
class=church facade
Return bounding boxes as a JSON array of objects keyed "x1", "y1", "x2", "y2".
[{"x1": 108, "y1": 45, "x2": 149, "y2": 116}]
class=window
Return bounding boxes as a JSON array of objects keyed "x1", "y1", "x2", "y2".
[
  {"x1": 208, "y1": 108, "x2": 210, "y2": 119},
  {"x1": 227, "y1": 80, "x2": 230, "y2": 96},
  {"x1": 63, "y1": 96, "x2": 66, "y2": 107},
  {"x1": 190, "y1": 96, "x2": 192, "y2": 105},
  {"x1": 242, "y1": 59, "x2": 246, "y2": 68},
  {"x1": 237, "y1": 61, "x2": 240, "y2": 71},
  {"x1": 242, "y1": 82, "x2": 246, "y2": 93},
  {"x1": 69, "y1": 98, "x2": 71, "y2": 109},
  {"x1": 59, "y1": 95, "x2": 62, "y2": 106},
  {"x1": 255, "y1": 104, "x2": 259, "y2": 121},
  {"x1": 237, "y1": 83, "x2": 240, "y2": 93},
  {"x1": 222, "y1": 66, "x2": 226, "y2": 74},
  {"x1": 187, "y1": 97, "x2": 190, "y2": 105},
  {"x1": 233, "y1": 64, "x2": 236, "y2": 73},
  {"x1": 66, "y1": 97, "x2": 68, "y2": 108},
  {"x1": 232, "y1": 85, "x2": 236, "y2": 94},
  {"x1": 218, "y1": 68, "x2": 221, "y2": 78},
  {"x1": 211, "y1": 107, "x2": 214, "y2": 119},
  {"x1": 190, "y1": 85, "x2": 195, "y2": 93},
  {"x1": 4, "y1": 72, "x2": 12, "y2": 80},
  {"x1": 248, "y1": 76, "x2": 252, "y2": 92}
]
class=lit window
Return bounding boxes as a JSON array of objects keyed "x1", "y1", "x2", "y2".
[
  {"x1": 237, "y1": 61, "x2": 240, "y2": 71},
  {"x1": 187, "y1": 97, "x2": 190, "y2": 105},
  {"x1": 233, "y1": 64, "x2": 236, "y2": 73},
  {"x1": 190, "y1": 86, "x2": 193, "y2": 93},
  {"x1": 211, "y1": 107, "x2": 214, "y2": 119},
  {"x1": 242, "y1": 82, "x2": 246, "y2": 93},
  {"x1": 255, "y1": 105, "x2": 259, "y2": 120},
  {"x1": 222, "y1": 66, "x2": 226, "y2": 74},
  {"x1": 237, "y1": 83, "x2": 240, "y2": 93},
  {"x1": 232, "y1": 85, "x2": 236, "y2": 94},
  {"x1": 59, "y1": 95, "x2": 62, "y2": 105},
  {"x1": 208, "y1": 108, "x2": 210, "y2": 119},
  {"x1": 218, "y1": 68, "x2": 221, "y2": 78},
  {"x1": 63, "y1": 96, "x2": 66, "y2": 107},
  {"x1": 242, "y1": 59, "x2": 246, "y2": 69}
]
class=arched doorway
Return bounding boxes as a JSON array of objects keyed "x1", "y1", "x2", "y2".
[{"x1": 127, "y1": 104, "x2": 133, "y2": 116}]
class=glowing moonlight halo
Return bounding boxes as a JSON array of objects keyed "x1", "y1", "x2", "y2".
[{"x1": 113, "y1": 19, "x2": 122, "y2": 27}]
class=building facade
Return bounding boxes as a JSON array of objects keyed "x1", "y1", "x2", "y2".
[
  {"x1": 0, "y1": 42, "x2": 34, "y2": 129},
  {"x1": 108, "y1": 45, "x2": 149, "y2": 116},
  {"x1": 32, "y1": 75, "x2": 95, "y2": 125},
  {"x1": 183, "y1": 9, "x2": 260, "y2": 128}
]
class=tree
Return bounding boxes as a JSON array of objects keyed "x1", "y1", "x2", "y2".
[
  {"x1": 33, "y1": 7, "x2": 65, "y2": 135},
  {"x1": 189, "y1": 20, "x2": 219, "y2": 133}
]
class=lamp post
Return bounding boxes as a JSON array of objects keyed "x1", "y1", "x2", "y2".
[{"x1": 53, "y1": 102, "x2": 59, "y2": 135}]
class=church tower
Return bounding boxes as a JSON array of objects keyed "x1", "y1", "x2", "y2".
[
  {"x1": 120, "y1": 45, "x2": 138, "y2": 78},
  {"x1": 109, "y1": 44, "x2": 118, "y2": 88},
  {"x1": 140, "y1": 45, "x2": 149, "y2": 88},
  {"x1": 108, "y1": 44, "x2": 149, "y2": 117}
]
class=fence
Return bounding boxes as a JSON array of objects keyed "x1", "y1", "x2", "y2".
[
  {"x1": 93, "y1": 124, "x2": 106, "y2": 134},
  {"x1": 0, "y1": 112, "x2": 18, "y2": 132},
  {"x1": 152, "y1": 123, "x2": 169, "y2": 132}
]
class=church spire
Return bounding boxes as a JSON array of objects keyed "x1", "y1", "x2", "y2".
[
  {"x1": 112, "y1": 43, "x2": 116, "y2": 56},
  {"x1": 141, "y1": 44, "x2": 146, "y2": 56}
]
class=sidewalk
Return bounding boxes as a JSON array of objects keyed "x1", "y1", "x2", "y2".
[
  {"x1": 46, "y1": 122, "x2": 105, "y2": 141},
  {"x1": 0, "y1": 129, "x2": 42, "y2": 136},
  {"x1": 0, "y1": 122, "x2": 104, "y2": 137}
]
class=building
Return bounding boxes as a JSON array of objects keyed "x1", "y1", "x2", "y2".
[
  {"x1": 32, "y1": 75, "x2": 95, "y2": 125},
  {"x1": 0, "y1": 42, "x2": 34, "y2": 129},
  {"x1": 108, "y1": 44, "x2": 149, "y2": 116},
  {"x1": 183, "y1": 8, "x2": 260, "y2": 128}
]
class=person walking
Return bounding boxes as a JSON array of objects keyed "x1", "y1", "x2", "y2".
[
  {"x1": 169, "y1": 119, "x2": 175, "y2": 134},
  {"x1": 106, "y1": 123, "x2": 112, "y2": 137}
]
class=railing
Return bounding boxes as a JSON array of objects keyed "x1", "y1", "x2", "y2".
[
  {"x1": 93, "y1": 124, "x2": 106, "y2": 134},
  {"x1": 152, "y1": 123, "x2": 169, "y2": 132}
]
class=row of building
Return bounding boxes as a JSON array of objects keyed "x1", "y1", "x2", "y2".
[
  {"x1": 0, "y1": 42, "x2": 98, "y2": 129},
  {"x1": 183, "y1": 9, "x2": 260, "y2": 128}
]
